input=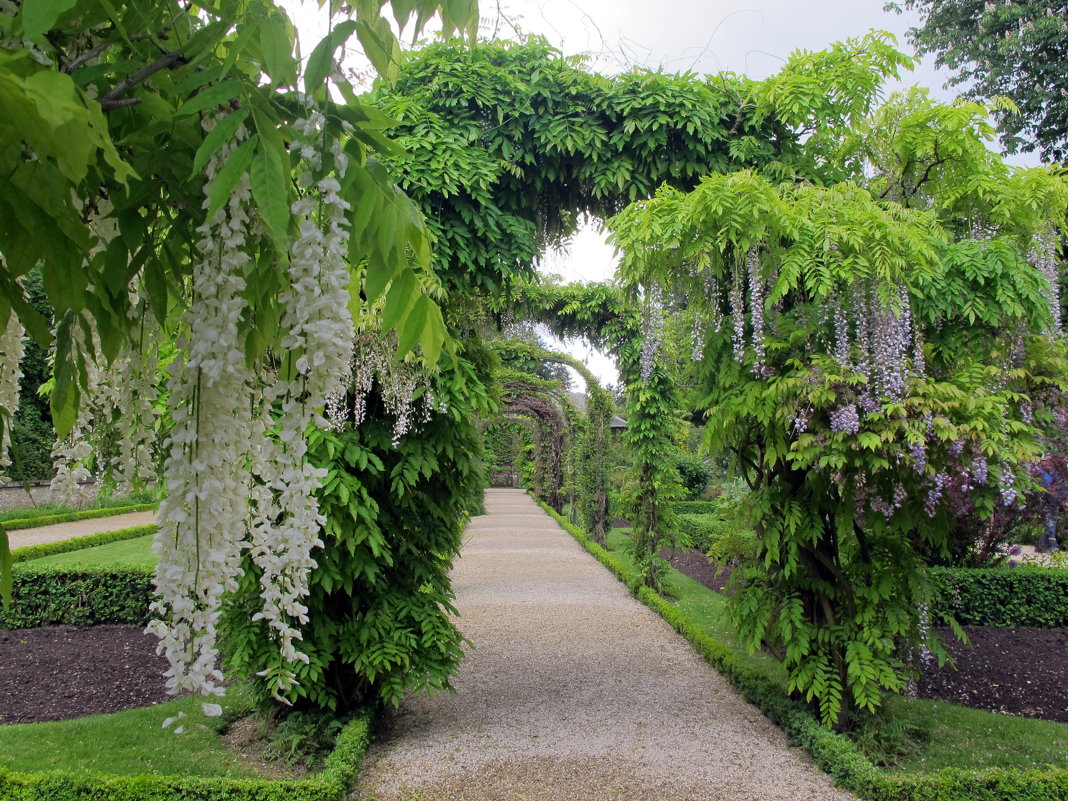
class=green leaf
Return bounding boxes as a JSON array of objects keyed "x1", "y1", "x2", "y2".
[
  {"x1": 176, "y1": 80, "x2": 244, "y2": 118},
  {"x1": 250, "y1": 139, "x2": 290, "y2": 251},
  {"x1": 19, "y1": 0, "x2": 77, "y2": 39},
  {"x1": 304, "y1": 20, "x2": 358, "y2": 95},
  {"x1": 395, "y1": 293, "x2": 428, "y2": 357},
  {"x1": 259, "y1": 17, "x2": 297, "y2": 88},
  {"x1": 419, "y1": 298, "x2": 446, "y2": 368},
  {"x1": 207, "y1": 135, "x2": 258, "y2": 216},
  {"x1": 191, "y1": 106, "x2": 249, "y2": 177},
  {"x1": 381, "y1": 268, "x2": 417, "y2": 333}
]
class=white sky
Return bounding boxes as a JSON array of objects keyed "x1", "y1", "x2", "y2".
[{"x1": 283, "y1": 0, "x2": 1038, "y2": 386}]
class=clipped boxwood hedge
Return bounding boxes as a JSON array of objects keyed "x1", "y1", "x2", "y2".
[
  {"x1": 675, "y1": 513, "x2": 721, "y2": 553},
  {"x1": 0, "y1": 565, "x2": 154, "y2": 628},
  {"x1": 2, "y1": 503, "x2": 156, "y2": 532},
  {"x1": 670, "y1": 500, "x2": 717, "y2": 515},
  {"x1": 931, "y1": 566, "x2": 1068, "y2": 628},
  {"x1": 535, "y1": 493, "x2": 1068, "y2": 801}
]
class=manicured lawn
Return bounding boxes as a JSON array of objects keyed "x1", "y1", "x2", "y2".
[
  {"x1": 29, "y1": 534, "x2": 157, "y2": 570},
  {"x1": 605, "y1": 527, "x2": 1068, "y2": 774},
  {"x1": 882, "y1": 695, "x2": 1068, "y2": 773},
  {"x1": 0, "y1": 692, "x2": 259, "y2": 777}
]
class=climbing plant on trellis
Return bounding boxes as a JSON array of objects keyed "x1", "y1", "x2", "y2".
[{"x1": 492, "y1": 340, "x2": 616, "y2": 538}]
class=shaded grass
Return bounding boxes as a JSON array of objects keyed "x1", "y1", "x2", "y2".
[
  {"x1": 0, "y1": 691, "x2": 260, "y2": 778},
  {"x1": 880, "y1": 695, "x2": 1068, "y2": 773},
  {"x1": 605, "y1": 527, "x2": 1068, "y2": 774},
  {"x1": 28, "y1": 534, "x2": 157, "y2": 570}
]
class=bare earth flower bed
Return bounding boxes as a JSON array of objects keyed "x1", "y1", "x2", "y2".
[
  {"x1": 666, "y1": 546, "x2": 1068, "y2": 724},
  {"x1": 0, "y1": 625, "x2": 170, "y2": 724}
]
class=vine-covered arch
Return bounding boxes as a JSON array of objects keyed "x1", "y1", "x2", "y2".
[
  {"x1": 373, "y1": 34, "x2": 911, "y2": 292},
  {"x1": 491, "y1": 341, "x2": 615, "y2": 536}
]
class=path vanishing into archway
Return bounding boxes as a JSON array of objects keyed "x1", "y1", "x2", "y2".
[{"x1": 356, "y1": 489, "x2": 854, "y2": 801}]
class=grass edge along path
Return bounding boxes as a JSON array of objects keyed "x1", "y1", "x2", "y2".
[
  {"x1": 0, "y1": 702, "x2": 375, "y2": 801},
  {"x1": 535, "y1": 498, "x2": 1068, "y2": 801},
  {"x1": 1, "y1": 503, "x2": 157, "y2": 532},
  {"x1": 11, "y1": 525, "x2": 157, "y2": 564}
]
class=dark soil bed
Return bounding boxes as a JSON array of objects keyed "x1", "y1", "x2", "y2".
[
  {"x1": 0, "y1": 625, "x2": 171, "y2": 724},
  {"x1": 662, "y1": 546, "x2": 735, "y2": 592},
  {"x1": 918, "y1": 626, "x2": 1068, "y2": 723},
  {"x1": 666, "y1": 546, "x2": 1068, "y2": 724}
]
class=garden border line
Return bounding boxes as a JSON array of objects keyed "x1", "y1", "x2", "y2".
[
  {"x1": 0, "y1": 708, "x2": 375, "y2": 801},
  {"x1": 1, "y1": 503, "x2": 157, "y2": 532},
  {"x1": 533, "y1": 496, "x2": 1068, "y2": 801},
  {"x1": 10, "y1": 525, "x2": 157, "y2": 563}
]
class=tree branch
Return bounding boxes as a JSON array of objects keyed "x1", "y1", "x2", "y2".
[
  {"x1": 100, "y1": 51, "x2": 185, "y2": 111},
  {"x1": 63, "y1": 32, "x2": 158, "y2": 74}
]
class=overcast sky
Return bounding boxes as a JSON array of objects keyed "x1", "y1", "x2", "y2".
[{"x1": 284, "y1": 0, "x2": 1025, "y2": 385}]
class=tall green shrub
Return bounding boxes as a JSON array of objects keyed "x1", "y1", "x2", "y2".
[{"x1": 221, "y1": 352, "x2": 492, "y2": 712}]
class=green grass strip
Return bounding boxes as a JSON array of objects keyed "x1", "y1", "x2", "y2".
[
  {"x1": 10, "y1": 525, "x2": 158, "y2": 564},
  {"x1": 2, "y1": 503, "x2": 157, "y2": 532},
  {"x1": 0, "y1": 707, "x2": 375, "y2": 801},
  {"x1": 534, "y1": 496, "x2": 1068, "y2": 801}
]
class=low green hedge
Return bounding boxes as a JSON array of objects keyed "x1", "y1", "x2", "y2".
[
  {"x1": 675, "y1": 513, "x2": 720, "y2": 553},
  {"x1": 0, "y1": 565, "x2": 154, "y2": 628},
  {"x1": 931, "y1": 566, "x2": 1068, "y2": 628},
  {"x1": 535, "y1": 494, "x2": 1068, "y2": 801},
  {"x1": 10, "y1": 525, "x2": 157, "y2": 564},
  {"x1": 2, "y1": 503, "x2": 156, "y2": 532},
  {"x1": 670, "y1": 501, "x2": 717, "y2": 515},
  {"x1": 0, "y1": 709, "x2": 374, "y2": 801}
]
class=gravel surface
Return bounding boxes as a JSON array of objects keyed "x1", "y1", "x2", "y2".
[
  {"x1": 356, "y1": 489, "x2": 855, "y2": 801},
  {"x1": 8, "y1": 511, "x2": 156, "y2": 549}
]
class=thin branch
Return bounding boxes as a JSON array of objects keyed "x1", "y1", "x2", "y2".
[
  {"x1": 100, "y1": 50, "x2": 184, "y2": 111},
  {"x1": 64, "y1": 32, "x2": 158, "y2": 74}
]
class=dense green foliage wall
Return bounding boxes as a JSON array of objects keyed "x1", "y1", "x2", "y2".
[
  {"x1": 373, "y1": 35, "x2": 909, "y2": 293},
  {"x1": 222, "y1": 347, "x2": 493, "y2": 713},
  {"x1": 932, "y1": 567, "x2": 1068, "y2": 628}
]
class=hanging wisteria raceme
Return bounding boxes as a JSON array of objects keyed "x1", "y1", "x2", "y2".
[
  {"x1": 245, "y1": 110, "x2": 355, "y2": 692},
  {"x1": 147, "y1": 120, "x2": 256, "y2": 702},
  {"x1": 728, "y1": 258, "x2": 746, "y2": 366},
  {"x1": 639, "y1": 284, "x2": 664, "y2": 383},
  {"x1": 324, "y1": 331, "x2": 443, "y2": 444},
  {"x1": 49, "y1": 319, "x2": 99, "y2": 506},
  {"x1": 1030, "y1": 225, "x2": 1062, "y2": 336},
  {"x1": 0, "y1": 311, "x2": 24, "y2": 482},
  {"x1": 104, "y1": 316, "x2": 162, "y2": 495},
  {"x1": 746, "y1": 246, "x2": 768, "y2": 377}
]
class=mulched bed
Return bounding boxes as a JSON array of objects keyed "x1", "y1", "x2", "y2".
[
  {"x1": 918, "y1": 626, "x2": 1068, "y2": 723},
  {"x1": 662, "y1": 546, "x2": 735, "y2": 592},
  {"x1": 0, "y1": 625, "x2": 171, "y2": 724},
  {"x1": 666, "y1": 546, "x2": 1068, "y2": 724}
]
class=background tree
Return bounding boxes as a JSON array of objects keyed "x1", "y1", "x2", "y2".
[{"x1": 887, "y1": 0, "x2": 1068, "y2": 161}]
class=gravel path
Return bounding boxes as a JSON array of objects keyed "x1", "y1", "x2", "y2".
[
  {"x1": 356, "y1": 489, "x2": 854, "y2": 801},
  {"x1": 8, "y1": 511, "x2": 156, "y2": 549}
]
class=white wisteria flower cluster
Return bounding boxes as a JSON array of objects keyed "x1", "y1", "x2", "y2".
[
  {"x1": 50, "y1": 319, "x2": 98, "y2": 506},
  {"x1": 0, "y1": 311, "x2": 24, "y2": 482},
  {"x1": 148, "y1": 109, "x2": 362, "y2": 704},
  {"x1": 245, "y1": 110, "x2": 355, "y2": 697},
  {"x1": 148, "y1": 121, "x2": 257, "y2": 701}
]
